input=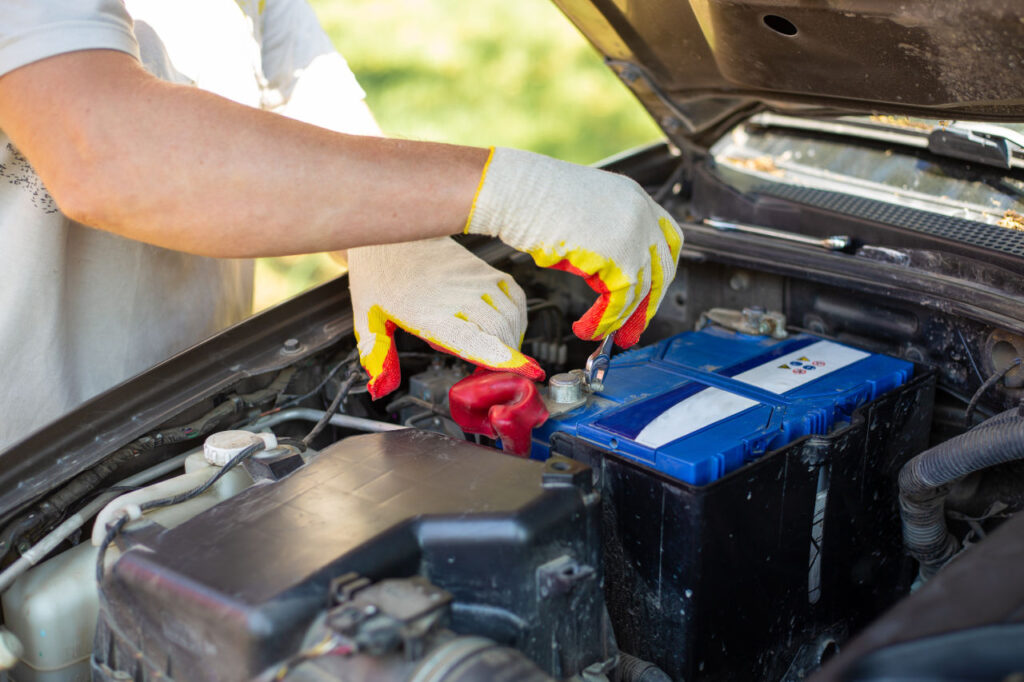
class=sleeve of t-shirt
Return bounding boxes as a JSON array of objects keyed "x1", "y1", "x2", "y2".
[
  {"x1": 0, "y1": 0, "x2": 139, "y2": 78},
  {"x1": 259, "y1": 0, "x2": 377, "y2": 135}
]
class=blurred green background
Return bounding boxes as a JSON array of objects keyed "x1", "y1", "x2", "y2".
[{"x1": 253, "y1": 0, "x2": 663, "y2": 310}]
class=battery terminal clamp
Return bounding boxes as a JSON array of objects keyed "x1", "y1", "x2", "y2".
[
  {"x1": 448, "y1": 371, "x2": 549, "y2": 456},
  {"x1": 698, "y1": 307, "x2": 788, "y2": 339}
]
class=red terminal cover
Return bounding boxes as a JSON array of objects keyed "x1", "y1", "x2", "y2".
[{"x1": 448, "y1": 371, "x2": 549, "y2": 456}]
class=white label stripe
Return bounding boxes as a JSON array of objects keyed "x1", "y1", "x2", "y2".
[{"x1": 635, "y1": 341, "x2": 868, "y2": 448}]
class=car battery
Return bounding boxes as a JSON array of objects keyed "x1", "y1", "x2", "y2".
[
  {"x1": 532, "y1": 326, "x2": 914, "y2": 484},
  {"x1": 542, "y1": 327, "x2": 935, "y2": 681}
]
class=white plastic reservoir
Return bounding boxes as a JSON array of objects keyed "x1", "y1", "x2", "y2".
[{"x1": 1, "y1": 451, "x2": 254, "y2": 682}]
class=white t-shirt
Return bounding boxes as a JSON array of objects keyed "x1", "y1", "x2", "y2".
[{"x1": 0, "y1": 0, "x2": 372, "y2": 449}]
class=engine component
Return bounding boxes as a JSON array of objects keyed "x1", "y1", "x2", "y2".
[
  {"x1": 92, "y1": 431, "x2": 610, "y2": 681},
  {"x1": 899, "y1": 405, "x2": 1024, "y2": 580},
  {"x1": 543, "y1": 329, "x2": 934, "y2": 681},
  {"x1": 274, "y1": 575, "x2": 555, "y2": 681},
  {"x1": 387, "y1": 359, "x2": 469, "y2": 437},
  {"x1": 533, "y1": 326, "x2": 915, "y2": 484}
]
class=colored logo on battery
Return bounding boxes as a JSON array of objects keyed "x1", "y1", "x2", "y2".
[{"x1": 780, "y1": 357, "x2": 823, "y2": 374}]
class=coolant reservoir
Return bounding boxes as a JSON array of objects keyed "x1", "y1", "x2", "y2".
[{"x1": 1, "y1": 450, "x2": 254, "y2": 682}]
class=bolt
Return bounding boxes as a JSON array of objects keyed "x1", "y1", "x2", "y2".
[{"x1": 281, "y1": 338, "x2": 301, "y2": 354}]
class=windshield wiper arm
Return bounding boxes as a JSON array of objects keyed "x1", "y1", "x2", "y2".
[
  {"x1": 750, "y1": 113, "x2": 1024, "y2": 171},
  {"x1": 928, "y1": 126, "x2": 1016, "y2": 170}
]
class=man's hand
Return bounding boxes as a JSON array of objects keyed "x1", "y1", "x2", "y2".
[
  {"x1": 465, "y1": 147, "x2": 683, "y2": 348},
  {"x1": 348, "y1": 237, "x2": 543, "y2": 400}
]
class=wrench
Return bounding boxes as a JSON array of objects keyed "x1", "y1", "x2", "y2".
[{"x1": 583, "y1": 331, "x2": 616, "y2": 392}]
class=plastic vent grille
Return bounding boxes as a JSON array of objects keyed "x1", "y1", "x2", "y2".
[{"x1": 757, "y1": 184, "x2": 1024, "y2": 257}]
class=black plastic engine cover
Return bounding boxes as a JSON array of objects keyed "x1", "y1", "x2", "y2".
[{"x1": 94, "y1": 431, "x2": 606, "y2": 681}]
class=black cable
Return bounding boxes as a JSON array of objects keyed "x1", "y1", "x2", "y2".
[
  {"x1": 138, "y1": 442, "x2": 264, "y2": 512},
  {"x1": 94, "y1": 441, "x2": 264, "y2": 583},
  {"x1": 95, "y1": 514, "x2": 129, "y2": 582},
  {"x1": 302, "y1": 371, "x2": 359, "y2": 446},
  {"x1": 965, "y1": 358, "x2": 1022, "y2": 427},
  {"x1": 264, "y1": 351, "x2": 358, "y2": 416},
  {"x1": 274, "y1": 437, "x2": 308, "y2": 453}
]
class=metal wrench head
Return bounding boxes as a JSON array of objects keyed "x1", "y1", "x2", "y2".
[{"x1": 583, "y1": 332, "x2": 616, "y2": 391}]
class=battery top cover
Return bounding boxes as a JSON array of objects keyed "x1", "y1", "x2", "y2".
[{"x1": 534, "y1": 327, "x2": 913, "y2": 485}]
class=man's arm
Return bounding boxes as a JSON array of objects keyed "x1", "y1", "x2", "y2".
[{"x1": 0, "y1": 49, "x2": 485, "y2": 257}]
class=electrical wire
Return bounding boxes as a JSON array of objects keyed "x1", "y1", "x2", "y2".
[
  {"x1": 273, "y1": 633, "x2": 352, "y2": 680},
  {"x1": 262, "y1": 351, "x2": 358, "y2": 417},
  {"x1": 94, "y1": 515, "x2": 129, "y2": 583},
  {"x1": 274, "y1": 437, "x2": 308, "y2": 453},
  {"x1": 302, "y1": 370, "x2": 360, "y2": 447},
  {"x1": 94, "y1": 441, "x2": 264, "y2": 582},
  {"x1": 138, "y1": 442, "x2": 264, "y2": 512},
  {"x1": 965, "y1": 358, "x2": 1022, "y2": 427}
]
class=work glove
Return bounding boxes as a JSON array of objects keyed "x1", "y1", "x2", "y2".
[
  {"x1": 348, "y1": 237, "x2": 543, "y2": 400},
  {"x1": 465, "y1": 147, "x2": 683, "y2": 348}
]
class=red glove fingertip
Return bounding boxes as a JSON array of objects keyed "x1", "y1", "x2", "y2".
[
  {"x1": 511, "y1": 355, "x2": 546, "y2": 382},
  {"x1": 549, "y1": 258, "x2": 610, "y2": 342},
  {"x1": 614, "y1": 292, "x2": 651, "y2": 349},
  {"x1": 365, "y1": 321, "x2": 402, "y2": 400}
]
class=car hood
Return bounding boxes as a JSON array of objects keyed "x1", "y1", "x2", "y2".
[{"x1": 552, "y1": 0, "x2": 1024, "y2": 144}]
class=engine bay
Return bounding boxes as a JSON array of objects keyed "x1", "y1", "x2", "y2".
[{"x1": 2, "y1": 124, "x2": 1024, "y2": 681}]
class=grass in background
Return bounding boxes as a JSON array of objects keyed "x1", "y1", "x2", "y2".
[{"x1": 253, "y1": 0, "x2": 662, "y2": 311}]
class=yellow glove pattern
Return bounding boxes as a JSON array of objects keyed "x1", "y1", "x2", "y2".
[
  {"x1": 465, "y1": 147, "x2": 683, "y2": 348},
  {"x1": 348, "y1": 237, "x2": 543, "y2": 399}
]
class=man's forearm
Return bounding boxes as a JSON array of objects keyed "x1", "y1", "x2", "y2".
[{"x1": 0, "y1": 50, "x2": 487, "y2": 257}]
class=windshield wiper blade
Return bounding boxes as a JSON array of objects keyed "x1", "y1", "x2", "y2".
[
  {"x1": 750, "y1": 113, "x2": 1024, "y2": 171},
  {"x1": 928, "y1": 127, "x2": 1014, "y2": 170}
]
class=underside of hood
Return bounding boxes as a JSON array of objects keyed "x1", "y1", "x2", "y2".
[{"x1": 552, "y1": 0, "x2": 1024, "y2": 144}]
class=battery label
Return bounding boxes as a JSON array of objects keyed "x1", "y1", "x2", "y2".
[{"x1": 635, "y1": 341, "x2": 868, "y2": 448}]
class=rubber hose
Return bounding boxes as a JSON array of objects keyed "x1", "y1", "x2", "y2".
[
  {"x1": 899, "y1": 407, "x2": 1024, "y2": 579},
  {"x1": 615, "y1": 653, "x2": 672, "y2": 682}
]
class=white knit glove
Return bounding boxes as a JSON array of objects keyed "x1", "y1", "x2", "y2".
[
  {"x1": 348, "y1": 237, "x2": 543, "y2": 400},
  {"x1": 465, "y1": 147, "x2": 683, "y2": 348}
]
